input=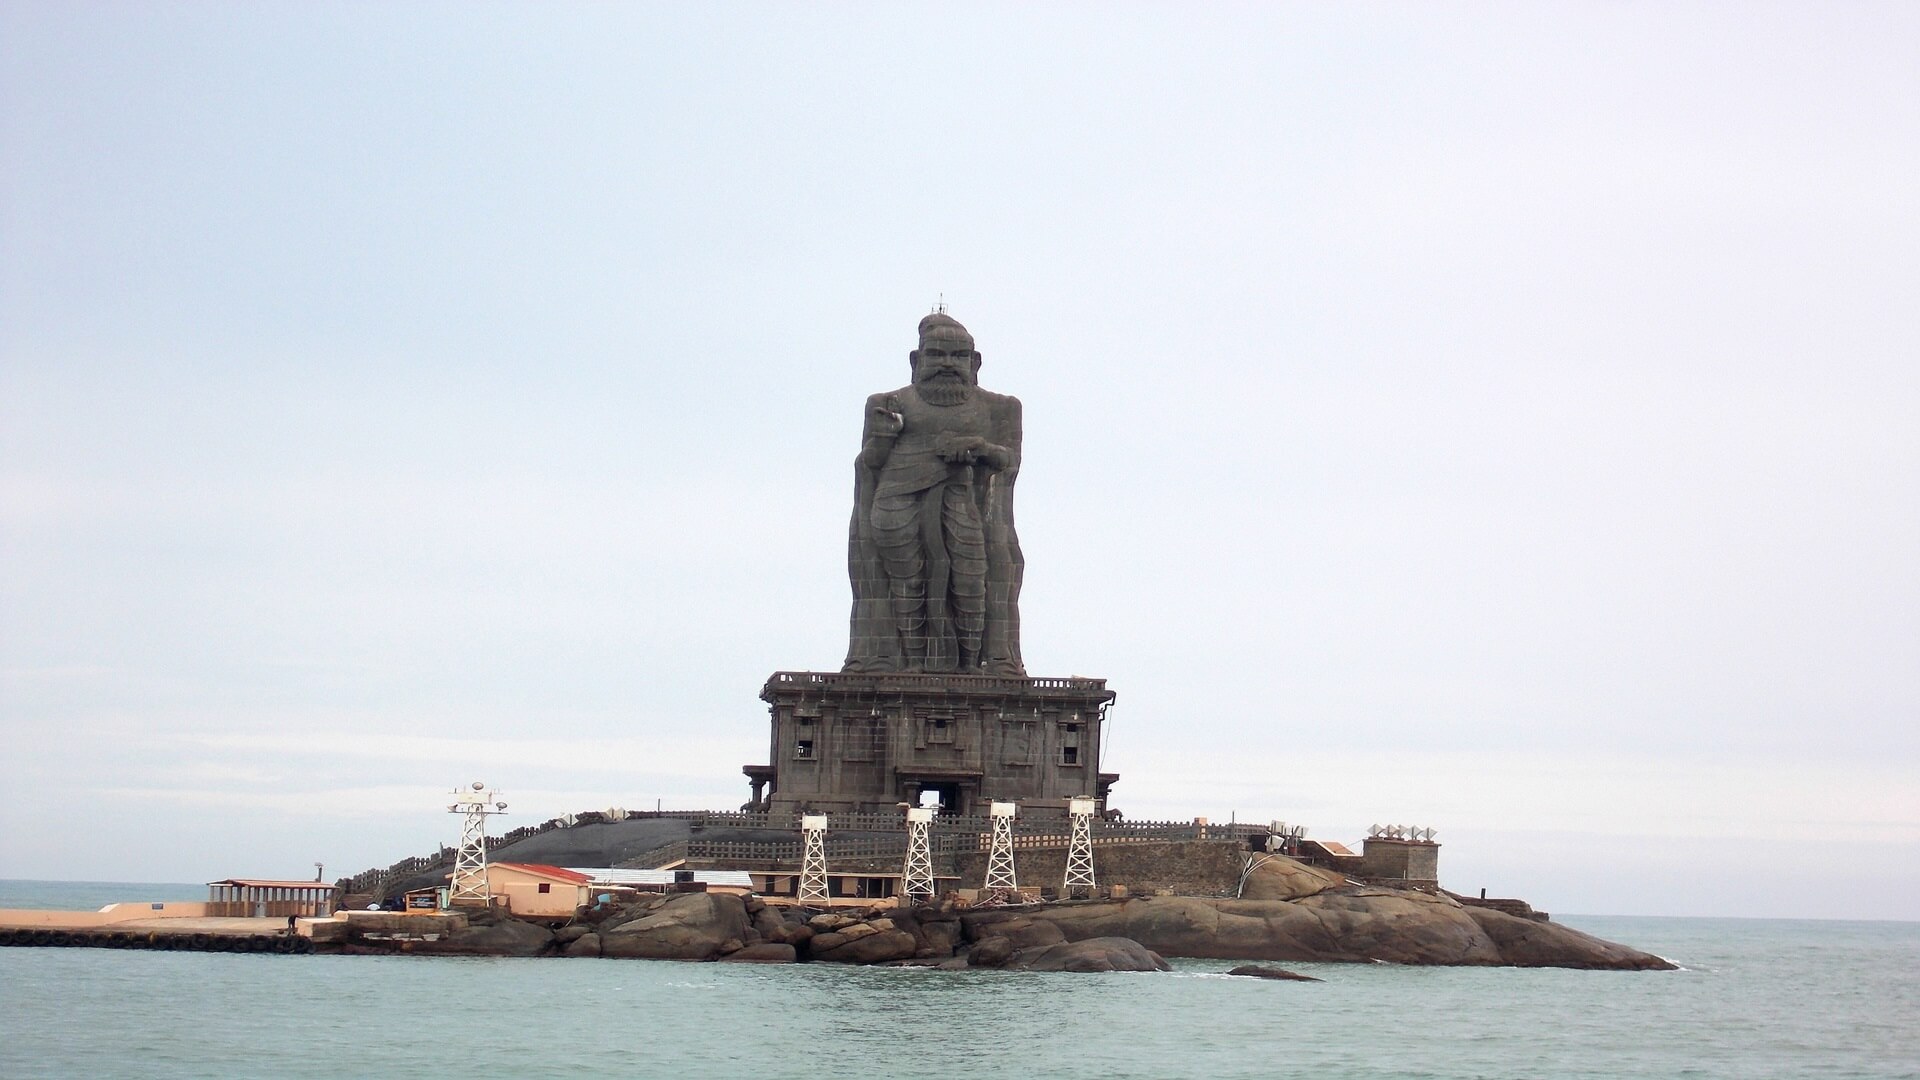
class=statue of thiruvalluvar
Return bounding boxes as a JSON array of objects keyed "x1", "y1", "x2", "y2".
[{"x1": 843, "y1": 312, "x2": 1025, "y2": 675}]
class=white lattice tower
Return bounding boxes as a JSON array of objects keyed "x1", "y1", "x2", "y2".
[
  {"x1": 798, "y1": 814, "x2": 830, "y2": 903},
  {"x1": 901, "y1": 806, "x2": 936, "y2": 902},
  {"x1": 447, "y1": 781, "x2": 506, "y2": 907},
  {"x1": 984, "y1": 801, "x2": 1019, "y2": 894},
  {"x1": 1062, "y1": 797, "x2": 1097, "y2": 899}
]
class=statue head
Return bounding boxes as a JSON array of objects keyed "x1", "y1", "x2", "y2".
[{"x1": 911, "y1": 313, "x2": 981, "y2": 405}]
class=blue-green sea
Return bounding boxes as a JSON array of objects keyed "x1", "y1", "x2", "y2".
[{"x1": 2, "y1": 880, "x2": 1915, "y2": 1079}]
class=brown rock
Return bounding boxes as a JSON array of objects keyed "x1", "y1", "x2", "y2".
[
  {"x1": 1021, "y1": 892, "x2": 1499, "y2": 964},
  {"x1": 915, "y1": 919, "x2": 963, "y2": 958},
  {"x1": 1005, "y1": 937, "x2": 1171, "y2": 973},
  {"x1": 423, "y1": 917, "x2": 553, "y2": 957},
  {"x1": 963, "y1": 914, "x2": 1067, "y2": 950},
  {"x1": 959, "y1": 890, "x2": 1670, "y2": 970},
  {"x1": 1225, "y1": 964, "x2": 1321, "y2": 981},
  {"x1": 1268, "y1": 890, "x2": 1501, "y2": 964},
  {"x1": 807, "y1": 931, "x2": 849, "y2": 954},
  {"x1": 563, "y1": 932, "x2": 601, "y2": 958},
  {"x1": 967, "y1": 936, "x2": 1014, "y2": 968},
  {"x1": 811, "y1": 929, "x2": 919, "y2": 964},
  {"x1": 600, "y1": 893, "x2": 750, "y2": 960},
  {"x1": 719, "y1": 942, "x2": 797, "y2": 964},
  {"x1": 1240, "y1": 854, "x2": 1343, "y2": 901},
  {"x1": 766, "y1": 922, "x2": 814, "y2": 947},
  {"x1": 915, "y1": 897, "x2": 963, "y2": 921},
  {"x1": 751, "y1": 907, "x2": 786, "y2": 940},
  {"x1": 1464, "y1": 908, "x2": 1676, "y2": 970}
]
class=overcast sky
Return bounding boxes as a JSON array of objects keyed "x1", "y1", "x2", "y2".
[{"x1": 3, "y1": 3, "x2": 1915, "y2": 920}]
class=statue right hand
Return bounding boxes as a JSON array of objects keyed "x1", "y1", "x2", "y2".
[{"x1": 870, "y1": 397, "x2": 904, "y2": 437}]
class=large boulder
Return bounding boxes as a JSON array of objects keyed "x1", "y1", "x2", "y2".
[
  {"x1": 563, "y1": 932, "x2": 602, "y2": 958},
  {"x1": 965, "y1": 936, "x2": 1015, "y2": 968},
  {"x1": 966, "y1": 888, "x2": 1666, "y2": 968},
  {"x1": 914, "y1": 919, "x2": 964, "y2": 958},
  {"x1": 765, "y1": 921, "x2": 814, "y2": 948},
  {"x1": 1464, "y1": 907, "x2": 1675, "y2": 970},
  {"x1": 751, "y1": 907, "x2": 788, "y2": 940},
  {"x1": 967, "y1": 915, "x2": 1067, "y2": 950},
  {"x1": 809, "y1": 929, "x2": 919, "y2": 964},
  {"x1": 426, "y1": 916, "x2": 554, "y2": 957},
  {"x1": 1005, "y1": 937, "x2": 1171, "y2": 973},
  {"x1": 1262, "y1": 890, "x2": 1502, "y2": 964},
  {"x1": 1240, "y1": 854, "x2": 1343, "y2": 901},
  {"x1": 600, "y1": 893, "x2": 750, "y2": 960},
  {"x1": 719, "y1": 942, "x2": 797, "y2": 964},
  {"x1": 1226, "y1": 964, "x2": 1322, "y2": 981}
]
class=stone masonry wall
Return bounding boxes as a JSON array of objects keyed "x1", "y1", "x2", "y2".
[
  {"x1": 1358, "y1": 839, "x2": 1440, "y2": 883},
  {"x1": 952, "y1": 840, "x2": 1245, "y2": 897}
]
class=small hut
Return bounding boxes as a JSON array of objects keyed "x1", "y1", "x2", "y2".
[{"x1": 206, "y1": 879, "x2": 338, "y2": 918}]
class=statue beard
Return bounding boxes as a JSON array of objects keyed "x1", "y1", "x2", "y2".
[{"x1": 916, "y1": 372, "x2": 975, "y2": 406}]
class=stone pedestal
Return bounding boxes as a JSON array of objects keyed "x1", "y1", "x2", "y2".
[{"x1": 744, "y1": 671, "x2": 1117, "y2": 819}]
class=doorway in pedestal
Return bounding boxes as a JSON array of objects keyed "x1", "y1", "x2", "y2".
[{"x1": 905, "y1": 779, "x2": 970, "y2": 817}]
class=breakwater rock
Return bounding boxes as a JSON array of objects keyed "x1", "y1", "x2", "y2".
[
  {"x1": 962, "y1": 888, "x2": 1674, "y2": 970},
  {"x1": 1227, "y1": 965, "x2": 1322, "y2": 981}
]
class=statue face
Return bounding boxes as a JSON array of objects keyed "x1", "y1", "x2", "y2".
[{"x1": 912, "y1": 330, "x2": 979, "y2": 390}]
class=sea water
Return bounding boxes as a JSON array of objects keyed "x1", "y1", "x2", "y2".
[{"x1": 1, "y1": 881, "x2": 1914, "y2": 1079}]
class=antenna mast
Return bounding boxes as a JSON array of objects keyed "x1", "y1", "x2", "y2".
[
  {"x1": 798, "y1": 815, "x2": 831, "y2": 903},
  {"x1": 984, "y1": 801, "x2": 1020, "y2": 897},
  {"x1": 447, "y1": 781, "x2": 507, "y2": 908},
  {"x1": 1063, "y1": 797, "x2": 1097, "y2": 899},
  {"x1": 901, "y1": 806, "x2": 936, "y2": 903}
]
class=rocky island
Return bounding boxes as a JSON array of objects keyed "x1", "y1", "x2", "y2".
[
  {"x1": 331, "y1": 848, "x2": 1670, "y2": 972},
  {"x1": 311, "y1": 310, "x2": 1675, "y2": 975}
]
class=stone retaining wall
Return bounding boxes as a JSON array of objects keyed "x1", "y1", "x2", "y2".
[{"x1": 952, "y1": 840, "x2": 1244, "y2": 896}]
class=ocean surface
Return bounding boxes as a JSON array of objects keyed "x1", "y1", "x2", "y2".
[{"x1": 2, "y1": 880, "x2": 1915, "y2": 1079}]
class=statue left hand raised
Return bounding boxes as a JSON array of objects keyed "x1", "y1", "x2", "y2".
[{"x1": 870, "y1": 395, "x2": 905, "y2": 437}]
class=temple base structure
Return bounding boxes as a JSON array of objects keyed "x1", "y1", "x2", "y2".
[{"x1": 744, "y1": 671, "x2": 1117, "y2": 820}]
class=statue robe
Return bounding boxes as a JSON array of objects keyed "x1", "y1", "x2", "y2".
[{"x1": 843, "y1": 385, "x2": 1025, "y2": 675}]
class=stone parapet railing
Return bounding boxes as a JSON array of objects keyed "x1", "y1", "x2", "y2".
[{"x1": 762, "y1": 670, "x2": 1112, "y2": 702}]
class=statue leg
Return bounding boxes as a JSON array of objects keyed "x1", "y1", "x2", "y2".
[
  {"x1": 943, "y1": 482, "x2": 988, "y2": 669},
  {"x1": 845, "y1": 504, "x2": 899, "y2": 672},
  {"x1": 870, "y1": 492, "x2": 929, "y2": 667},
  {"x1": 920, "y1": 487, "x2": 956, "y2": 671}
]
